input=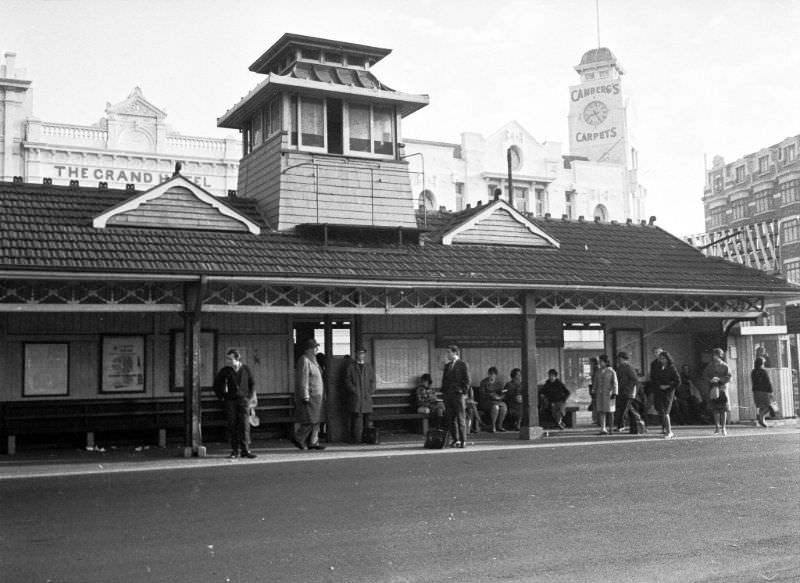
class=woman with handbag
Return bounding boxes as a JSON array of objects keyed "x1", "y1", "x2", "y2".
[
  {"x1": 702, "y1": 348, "x2": 732, "y2": 435},
  {"x1": 651, "y1": 350, "x2": 680, "y2": 439},
  {"x1": 751, "y1": 357, "x2": 774, "y2": 428}
]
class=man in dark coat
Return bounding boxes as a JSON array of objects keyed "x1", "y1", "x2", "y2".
[
  {"x1": 616, "y1": 351, "x2": 644, "y2": 434},
  {"x1": 213, "y1": 349, "x2": 257, "y2": 459},
  {"x1": 441, "y1": 344, "x2": 471, "y2": 448},
  {"x1": 345, "y1": 346, "x2": 376, "y2": 443}
]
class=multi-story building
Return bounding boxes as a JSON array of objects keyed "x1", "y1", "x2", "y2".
[
  {"x1": 0, "y1": 52, "x2": 241, "y2": 196},
  {"x1": 402, "y1": 47, "x2": 646, "y2": 223},
  {"x1": 688, "y1": 135, "x2": 800, "y2": 413}
]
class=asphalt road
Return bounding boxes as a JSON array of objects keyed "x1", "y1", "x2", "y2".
[{"x1": 1, "y1": 433, "x2": 798, "y2": 583}]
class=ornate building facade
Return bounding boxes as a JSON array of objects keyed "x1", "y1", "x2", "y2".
[
  {"x1": 0, "y1": 52, "x2": 240, "y2": 196},
  {"x1": 402, "y1": 46, "x2": 647, "y2": 224}
]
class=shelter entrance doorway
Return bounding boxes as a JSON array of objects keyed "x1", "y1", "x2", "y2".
[
  {"x1": 292, "y1": 318, "x2": 353, "y2": 441},
  {"x1": 562, "y1": 323, "x2": 605, "y2": 410}
]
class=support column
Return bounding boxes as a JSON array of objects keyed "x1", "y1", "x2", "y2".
[
  {"x1": 183, "y1": 279, "x2": 206, "y2": 458},
  {"x1": 519, "y1": 292, "x2": 544, "y2": 440}
]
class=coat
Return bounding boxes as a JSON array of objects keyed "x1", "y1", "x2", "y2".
[
  {"x1": 345, "y1": 360, "x2": 376, "y2": 413},
  {"x1": 594, "y1": 367, "x2": 618, "y2": 413},
  {"x1": 615, "y1": 362, "x2": 639, "y2": 400},
  {"x1": 441, "y1": 359, "x2": 471, "y2": 396},
  {"x1": 295, "y1": 354, "x2": 324, "y2": 424}
]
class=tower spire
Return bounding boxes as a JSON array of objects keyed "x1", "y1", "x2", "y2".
[{"x1": 596, "y1": 0, "x2": 601, "y2": 48}]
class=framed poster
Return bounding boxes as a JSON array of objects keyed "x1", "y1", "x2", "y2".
[
  {"x1": 613, "y1": 328, "x2": 644, "y2": 375},
  {"x1": 101, "y1": 335, "x2": 145, "y2": 393},
  {"x1": 171, "y1": 330, "x2": 217, "y2": 392},
  {"x1": 23, "y1": 343, "x2": 69, "y2": 396}
]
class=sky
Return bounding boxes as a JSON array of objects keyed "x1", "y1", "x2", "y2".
[{"x1": 2, "y1": 0, "x2": 799, "y2": 237}]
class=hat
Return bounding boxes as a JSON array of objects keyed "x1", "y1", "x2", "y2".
[
  {"x1": 356, "y1": 346, "x2": 367, "y2": 354},
  {"x1": 303, "y1": 338, "x2": 320, "y2": 350},
  {"x1": 618, "y1": 351, "x2": 630, "y2": 360}
]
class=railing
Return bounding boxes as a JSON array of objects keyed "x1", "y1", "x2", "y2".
[
  {"x1": 685, "y1": 220, "x2": 780, "y2": 272},
  {"x1": 40, "y1": 122, "x2": 107, "y2": 142},
  {"x1": 166, "y1": 135, "x2": 231, "y2": 153}
]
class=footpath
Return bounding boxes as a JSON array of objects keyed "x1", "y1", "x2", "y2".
[{"x1": 1, "y1": 418, "x2": 797, "y2": 481}]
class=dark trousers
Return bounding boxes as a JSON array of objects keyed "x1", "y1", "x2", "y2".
[
  {"x1": 224, "y1": 397, "x2": 251, "y2": 454},
  {"x1": 349, "y1": 412, "x2": 372, "y2": 443},
  {"x1": 443, "y1": 392, "x2": 467, "y2": 445},
  {"x1": 619, "y1": 397, "x2": 644, "y2": 432}
]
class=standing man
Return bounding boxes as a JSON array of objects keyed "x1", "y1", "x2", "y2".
[
  {"x1": 292, "y1": 338, "x2": 326, "y2": 450},
  {"x1": 441, "y1": 345, "x2": 471, "y2": 448},
  {"x1": 213, "y1": 349, "x2": 257, "y2": 459},
  {"x1": 345, "y1": 346, "x2": 376, "y2": 443},
  {"x1": 616, "y1": 352, "x2": 644, "y2": 434}
]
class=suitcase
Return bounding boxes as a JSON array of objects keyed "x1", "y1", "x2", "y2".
[
  {"x1": 363, "y1": 426, "x2": 380, "y2": 445},
  {"x1": 424, "y1": 428, "x2": 447, "y2": 449}
]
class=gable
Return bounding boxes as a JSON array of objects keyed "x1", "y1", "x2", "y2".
[
  {"x1": 441, "y1": 201, "x2": 559, "y2": 248},
  {"x1": 93, "y1": 177, "x2": 261, "y2": 234},
  {"x1": 451, "y1": 208, "x2": 553, "y2": 246}
]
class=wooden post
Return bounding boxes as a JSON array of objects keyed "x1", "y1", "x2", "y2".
[
  {"x1": 519, "y1": 292, "x2": 543, "y2": 440},
  {"x1": 183, "y1": 279, "x2": 206, "y2": 458}
]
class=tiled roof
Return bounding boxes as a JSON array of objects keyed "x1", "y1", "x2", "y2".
[
  {"x1": 289, "y1": 62, "x2": 393, "y2": 91},
  {"x1": 0, "y1": 181, "x2": 797, "y2": 296}
]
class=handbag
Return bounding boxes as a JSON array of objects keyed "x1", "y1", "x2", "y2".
[
  {"x1": 709, "y1": 384, "x2": 720, "y2": 401},
  {"x1": 769, "y1": 397, "x2": 780, "y2": 416}
]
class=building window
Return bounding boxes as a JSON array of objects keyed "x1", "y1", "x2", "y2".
[
  {"x1": 785, "y1": 261, "x2": 800, "y2": 284},
  {"x1": 599, "y1": 70, "x2": 609, "y2": 78},
  {"x1": 708, "y1": 206, "x2": 726, "y2": 228},
  {"x1": 267, "y1": 96, "x2": 281, "y2": 136},
  {"x1": 585, "y1": 72, "x2": 595, "y2": 79},
  {"x1": 783, "y1": 219, "x2": 800, "y2": 243},
  {"x1": 754, "y1": 191, "x2": 773, "y2": 214},
  {"x1": 348, "y1": 104, "x2": 371, "y2": 152},
  {"x1": 730, "y1": 200, "x2": 748, "y2": 221},
  {"x1": 300, "y1": 97, "x2": 325, "y2": 148},
  {"x1": 534, "y1": 189, "x2": 546, "y2": 216},
  {"x1": 324, "y1": 52, "x2": 343, "y2": 65},
  {"x1": 372, "y1": 107, "x2": 394, "y2": 155},
  {"x1": 565, "y1": 191, "x2": 575, "y2": 219},
  {"x1": 784, "y1": 144, "x2": 797, "y2": 162},
  {"x1": 455, "y1": 182, "x2": 465, "y2": 211},
  {"x1": 488, "y1": 183, "x2": 500, "y2": 201},
  {"x1": 346, "y1": 103, "x2": 394, "y2": 156},
  {"x1": 301, "y1": 48, "x2": 321, "y2": 61},
  {"x1": 513, "y1": 187, "x2": 529, "y2": 213},
  {"x1": 593, "y1": 204, "x2": 608, "y2": 221},
  {"x1": 251, "y1": 109, "x2": 263, "y2": 148},
  {"x1": 418, "y1": 189, "x2": 436, "y2": 211},
  {"x1": 780, "y1": 179, "x2": 800, "y2": 205},
  {"x1": 758, "y1": 155, "x2": 769, "y2": 173},
  {"x1": 735, "y1": 165, "x2": 745, "y2": 182},
  {"x1": 713, "y1": 175, "x2": 723, "y2": 192}
]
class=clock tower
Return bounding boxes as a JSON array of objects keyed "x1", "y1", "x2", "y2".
[
  {"x1": 565, "y1": 47, "x2": 645, "y2": 222},
  {"x1": 567, "y1": 47, "x2": 631, "y2": 166}
]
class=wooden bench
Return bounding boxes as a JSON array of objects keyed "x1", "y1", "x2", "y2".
[
  {"x1": 371, "y1": 387, "x2": 429, "y2": 434},
  {"x1": 538, "y1": 404, "x2": 580, "y2": 428},
  {"x1": 0, "y1": 393, "x2": 295, "y2": 454}
]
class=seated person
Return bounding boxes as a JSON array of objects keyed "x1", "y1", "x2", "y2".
[
  {"x1": 479, "y1": 366, "x2": 507, "y2": 432},
  {"x1": 539, "y1": 368, "x2": 571, "y2": 429},
  {"x1": 416, "y1": 373, "x2": 444, "y2": 428},
  {"x1": 503, "y1": 368, "x2": 524, "y2": 430}
]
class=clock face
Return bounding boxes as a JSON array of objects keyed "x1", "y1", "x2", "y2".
[{"x1": 582, "y1": 100, "x2": 609, "y2": 126}]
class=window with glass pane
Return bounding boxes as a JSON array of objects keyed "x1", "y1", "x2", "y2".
[
  {"x1": 252, "y1": 110, "x2": 263, "y2": 148},
  {"x1": 290, "y1": 96, "x2": 298, "y2": 145},
  {"x1": 372, "y1": 107, "x2": 394, "y2": 155},
  {"x1": 268, "y1": 97, "x2": 281, "y2": 135},
  {"x1": 349, "y1": 104, "x2": 370, "y2": 152},
  {"x1": 301, "y1": 97, "x2": 324, "y2": 148}
]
